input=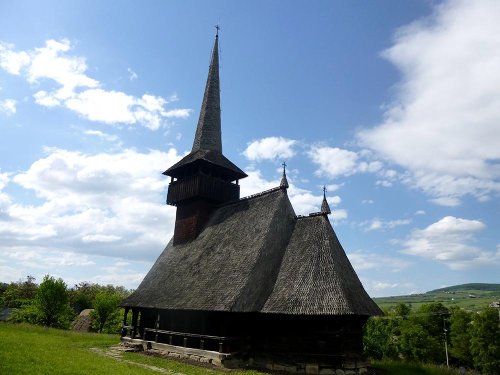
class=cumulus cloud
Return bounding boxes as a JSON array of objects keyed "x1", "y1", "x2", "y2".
[
  {"x1": 0, "y1": 43, "x2": 30, "y2": 74},
  {"x1": 0, "y1": 39, "x2": 190, "y2": 129},
  {"x1": 359, "y1": 0, "x2": 500, "y2": 204},
  {"x1": 0, "y1": 99, "x2": 16, "y2": 115},
  {"x1": 402, "y1": 216, "x2": 499, "y2": 269},
  {"x1": 0, "y1": 148, "x2": 181, "y2": 265},
  {"x1": 308, "y1": 146, "x2": 383, "y2": 179},
  {"x1": 243, "y1": 137, "x2": 297, "y2": 161}
]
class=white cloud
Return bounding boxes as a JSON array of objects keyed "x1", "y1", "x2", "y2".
[
  {"x1": 363, "y1": 218, "x2": 412, "y2": 231},
  {"x1": 330, "y1": 208, "x2": 348, "y2": 222},
  {"x1": 359, "y1": 0, "x2": 500, "y2": 204},
  {"x1": 0, "y1": 264, "x2": 25, "y2": 282},
  {"x1": 325, "y1": 184, "x2": 341, "y2": 192},
  {"x1": 402, "y1": 216, "x2": 499, "y2": 269},
  {"x1": 415, "y1": 210, "x2": 426, "y2": 215},
  {"x1": 0, "y1": 43, "x2": 30, "y2": 74},
  {"x1": 308, "y1": 147, "x2": 358, "y2": 178},
  {"x1": 127, "y1": 68, "x2": 138, "y2": 81},
  {"x1": 308, "y1": 146, "x2": 387, "y2": 180},
  {"x1": 240, "y1": 169, "x2": 280, "y2": 196},
  {"x1": 7, "y1": 247, "x2": 94, "y2": 268},
  {"x1": 0, "y1": 99, "x2": 16, "y2": 115},
  {"x1": 0, "y1": 39, "x2": 191, "y2": 129},
  {"x1": 81, "y1": 234, "x2": 121, "y2": 243},
  {"x1": 348, "y1": 250, "x2": 410, "y2": 272},
  {"x1": 83, "y1": 129, "x2": 119, "y2": 142},
  {"x1": 363, "y1": 280, "x2": 415, "y2": 294},
  {"x1": 0, "y1": 171, "x2": 9, "y2": 190},
  {"x1": 0, "y1": 147, "x2": 181, "y2": 264},
  {"x1": 28, "y1": 39, "x2": 98, "y2": 99},
  {"x1": 430, "y1": 196, "x2": 461, "y2": 207},
  {"x1": 243, "y1": 137, "x2": 297, "y2": 161}
]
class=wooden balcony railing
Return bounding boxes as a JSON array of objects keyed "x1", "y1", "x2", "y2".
[{"x1": 167, "y1": 174, "x2": 239, "y2": 205}]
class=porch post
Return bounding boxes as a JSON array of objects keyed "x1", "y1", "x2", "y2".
[{"x1": 131, "y1": 308, "x2": 139, "y2": 339}]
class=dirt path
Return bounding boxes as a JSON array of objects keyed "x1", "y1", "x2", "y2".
[{"x1": 89, "y1": 346, "x2": 186, "y2": 374}]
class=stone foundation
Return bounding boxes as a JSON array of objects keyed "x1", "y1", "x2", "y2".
[{"x1": 121, "y1": 337, "x2": 369, "y2": 374}]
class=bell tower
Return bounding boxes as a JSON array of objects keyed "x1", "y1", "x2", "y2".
[{"x1": 163, "y1": 30, "x2": 247, "y2": 244}]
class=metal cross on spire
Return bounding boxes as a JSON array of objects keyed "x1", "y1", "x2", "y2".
[
  {"x1": 282, "y1": 161, "x2": 287, "y2": 174},
  {"x1": 323, "y1": 185, "x2": 327, "y2": 197},
  {"x1": 215, "y1": 24, "x2": 220, "y2": 36}
]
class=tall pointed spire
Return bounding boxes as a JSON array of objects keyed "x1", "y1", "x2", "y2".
[
  {"x1": 192, "y1": 28, "x2": 222, "y2": 153},
  {"x1": 321, "y1": 186, "x2": 331, "y2": 215}
]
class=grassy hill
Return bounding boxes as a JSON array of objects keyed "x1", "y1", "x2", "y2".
[{"x1": 374, "y1": 283, "x2": 500, "y2": 312}]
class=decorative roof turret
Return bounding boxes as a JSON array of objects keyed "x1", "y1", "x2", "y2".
[
  {"x1": 192, "y1": 27, "x2": 222, "y2": 153},
  {"x1": 280, "y1": 162, "x2": 289, "y2": 189},
  {"x1": 321, "y1": 186, "x2": 331, "y2": 215}
]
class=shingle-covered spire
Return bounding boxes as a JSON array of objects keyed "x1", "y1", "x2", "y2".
[
  {"x1": 192, "y1": 30, "x2": 222, "y2": 153},
  {"x1": 321, "y1": 186, "x2": 331, "y2": 215},
  {"x1": 280, "y1": 162, "x2": 289, "y2": 189}
]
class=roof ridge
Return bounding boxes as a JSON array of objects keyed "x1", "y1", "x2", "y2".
[
  {"x1": 216, "y1": 186, "x2": 283, "y2": 208},
  {"x1": 239, "y1": 186, "x2": 283, "y2": 201},
  {"x1": 297, "y1": 212, "x2": 327, "y2": 219}
]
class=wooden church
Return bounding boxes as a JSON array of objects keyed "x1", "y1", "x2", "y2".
[{"x1": 122, "y1": 31, "x2": 381, "y2": 374}]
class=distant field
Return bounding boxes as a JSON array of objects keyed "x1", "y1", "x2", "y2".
[{"x1": 374, "y1": 283, "x2": 500, "y2": 312}]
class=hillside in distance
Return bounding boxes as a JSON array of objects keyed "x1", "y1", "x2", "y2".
[{"x1": 374, "y1": 283, "x2": 500, "y2": 312}]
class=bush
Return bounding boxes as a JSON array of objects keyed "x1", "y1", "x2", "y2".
[{"x1": 91, "y1": 291, "x2": 123, "y2": 333}]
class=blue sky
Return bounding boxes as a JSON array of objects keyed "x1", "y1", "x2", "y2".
[{"x1": 1, "y1": 0, "x2": 499, "y2": 296}]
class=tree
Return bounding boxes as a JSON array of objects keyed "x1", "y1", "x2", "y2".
[
  {"x1": 2, "y1": 276, "x2": 38, "y2": 308},
  {"x1": 449, "y1": 307, "x2": 473, "y2": 367},
  {"x1": 363, "y1": 316, "x2": 398, "y2": 359},
  {"x1": 469, "y1": 308, "x2": 500, "y2": 375},
  {"x1": 34, "y1": 275, "x2": 73, "y2": 328},
  {"x1": 414, "y1": 302, "x2": 449, "y2": 338},
  {"x1": 69, "y1": 282, "x2": 101, "y2": 314},
  {"x1": 91, "y1": 291, "x2": 123, "y2": 333},
  {"x1": 393, "y1": 303, "x2": 412, "y2": 319},
  {"x1": 398, "y1": 319, "x2": 442, "y2": 362}
]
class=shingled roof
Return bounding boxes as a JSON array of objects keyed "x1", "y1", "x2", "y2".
[
  {"x1": 123, "y1": 188, "x2": 381, "y2": 316},
  {"x1": 124, "y1": 188, "x2": 295, "y2": 311},
  {"x1": 163, "y1": 149, "x2": 246, "y2": 179},
  {"x1": 262, "y1": 215, "x2": 381, "y2": 315}
]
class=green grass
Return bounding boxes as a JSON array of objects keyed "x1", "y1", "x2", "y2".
[
  {"x1": 0, "y1": 323, "x2": 264, "y2": 375},
  {"x1": 371, "y1": 359, "x2": 462, "y2": 375}
]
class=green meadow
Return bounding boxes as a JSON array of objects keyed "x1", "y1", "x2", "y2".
[
  {"x1": 374, "y1": 283, "x2": 500, "y2": 312},
  {"x1": 0, "y1": 323, "x2": 262, "y2": 375}
]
